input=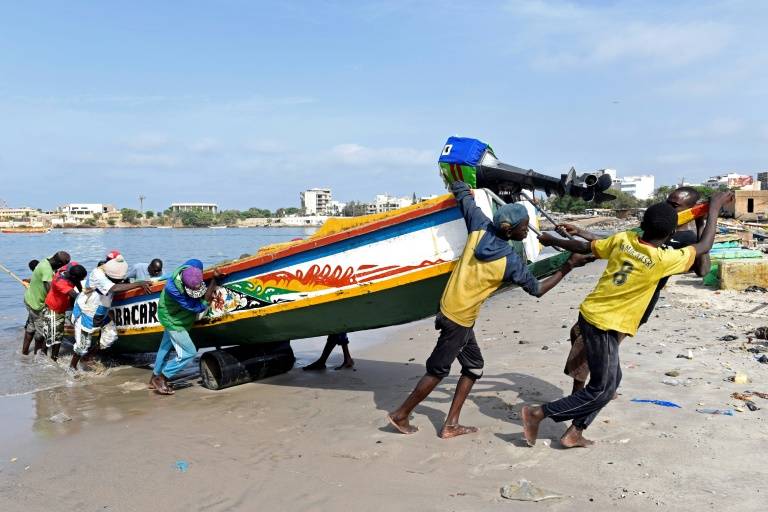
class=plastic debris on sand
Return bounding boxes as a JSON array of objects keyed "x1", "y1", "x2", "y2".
[
  {"x1": 500, "y1": 480, "x2": 564, "y2": 502},
  {"x1": 631, "y1": 399, "x2": 682, "y2": 408}
]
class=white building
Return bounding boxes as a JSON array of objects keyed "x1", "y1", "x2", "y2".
[
  {"x1": 58, "y1": 203, "x2": 116, "y2": 218},
  {"x1": 300, "y1": 188, "x2": 332, "y2": 216},
  {"x1": 366, "y1": 194, "x2": 413, "y2": 215},
  {"x1": 328, "y1": 200, "x2": 346, "y2": 216},
  {"x1": 0, "y1": 207, "x2": 42, "y2": 220},
  {"x1": 619, "y1": 175, "x2": 655, "y2": 200},
  {"x1": 169, "y1": 203, "x2": 218, "y2": 214}
]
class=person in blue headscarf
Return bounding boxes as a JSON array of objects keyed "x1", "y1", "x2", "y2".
[
  {"x1": 388, "y1": 181, "x2": 591, "y2": 439},
  {"x1": 149, "y1": 259, "x2": 223, "y2": 395}
]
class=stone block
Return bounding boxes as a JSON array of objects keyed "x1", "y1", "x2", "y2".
[{"x1": 719, "y1": 258, "x2": 768, "y2": 290}]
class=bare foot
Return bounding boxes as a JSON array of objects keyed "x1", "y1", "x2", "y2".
[
  {"x1": 334, "y1": 359, "x2": 355, "y2": 370},
  {"x1": 560, "y1": 425, "x2": 594, "y2": 448},
  {"x1": 303, "y1": 361, "x2": 326, "y2": 371},
  {"x1": 612, "y1": 392, "x2": 619, "y2": 400},
  {"x1": 522, "y1": 405, "x2": 543, "y2": 447},
  {"x1": 154, "y1": 376, "x2": 175, "y2": 395},
  {"x1": 439, "y1": 424, "x2": 478, "y2": 439},
  {"x1": 149, "y1": 374, "x2": 163, "y2": 390},
  {"x1": 387, "y1": 413, "x2": 418, "y2": 434}
]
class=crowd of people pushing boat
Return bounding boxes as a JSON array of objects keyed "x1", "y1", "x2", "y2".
[{"x1": 17, "y1": 181, "x2": 733, "y2": 448}]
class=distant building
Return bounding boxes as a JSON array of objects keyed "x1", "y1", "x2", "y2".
[
  {"x1": 619, "y1": 175, "x2": 655, "y2": 200},
  {"x1": 301, "y1": 188, "x2": 332, "y2": 216},
  {"x1": 730, "y1": 190, "x2": 768, "y2": 220},
  {"x1": 704, "y1": 173, "x2": 753, "y2": 189},
  {"x1": 757, "y1": 171, "x2": 768, "y2": 190},
  {"x1": 169, "y1": 203, "x2": 218, "y2": 214},
  {"x1": 596, "y1": 168, "x2": 617, "y2": 180},
  {"x1": 0, "y1": 207, "x2": 42, "y2": 220},
  {"x1": 328, "y1": 200, "x2": 346, "y2": 216},
  {"x1": 58, "y1": 203, "x2": 116, "y2": 218},
  {"x1": 365, "y1": 194, "x2": 413, "y2": 215}
]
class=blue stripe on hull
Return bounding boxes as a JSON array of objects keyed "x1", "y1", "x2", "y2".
[{"x1": 116, "y1": 206, "x2": 462, "y2": 306}]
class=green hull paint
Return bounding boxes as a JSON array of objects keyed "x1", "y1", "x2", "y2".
[{"x1": 110, "y1": 251, "x2": 571, "y2": 353}]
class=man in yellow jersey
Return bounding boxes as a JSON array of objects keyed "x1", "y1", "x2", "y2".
[
  {"x1": 560, "y1": 186, "x2": 709, "y2": 394},
  {"x1": 522, "y1": 192, "x2": 732, "y2": 449},
  {"x1": 387, "y1": 181, "x2": 590, "y2": 439}
]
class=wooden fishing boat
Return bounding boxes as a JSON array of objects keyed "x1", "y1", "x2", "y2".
[
  {"x1": 1, "y1": 226, "x2": 51, "y2": 234},
  {"x1": 109, "y1": 189, "x2": 566, "y2": 353}
]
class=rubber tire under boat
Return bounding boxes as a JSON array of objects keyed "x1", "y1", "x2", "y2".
[{"x1": 200, "y1": 342, "x2": 295, "y2": 390}]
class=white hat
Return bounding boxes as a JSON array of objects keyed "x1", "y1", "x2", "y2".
[{"x1": 103, "y1": 255, "x2": 129, "y2": 280}]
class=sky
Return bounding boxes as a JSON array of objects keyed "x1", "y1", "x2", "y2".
[{"x1": 0, "y1": 0, "x2": 766, "y2": 212}]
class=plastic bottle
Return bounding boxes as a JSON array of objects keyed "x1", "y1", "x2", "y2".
[{"x1": 695, "y1": 408, "x2": 734, "y2": 416}]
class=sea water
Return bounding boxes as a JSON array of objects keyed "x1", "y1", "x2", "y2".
[{"x1": 0, "y1": 227, "x2": 314, "y2": 397}]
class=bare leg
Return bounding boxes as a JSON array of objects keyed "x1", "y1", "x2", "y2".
[
  {"x1": 33, "y1": 338, "x2": 46, "y2": 355},
  {"x1": 50, "y1": 344, "x2": 61, "y2": 361},
  {"x1": 69, "y1": 354, "x2": 81, "y2": 371},
  {"x1": 21, "y1": 331, "x2": 33, "y2": 355},
  {"x1": 572, "y1": 379, "x2": 586, "y2": 394},
  {"x1": 440, "y1": 375, "x2": 478, "y2": 438},
  {"x1": 388, "y1": 374, "x2": 442, "y2": 434},
  {"x1": 304, "y1": 339, "x2": 336, "y2": 371},
  {"x1": 560, "y1": 424, "x2": 594, "y2": 448},
  {"x1": 334, "y1": 344, "x2": 354, "y2": 370},
  {"x1": 522, "y1": 405, "x2": 545, "y2": 446}
]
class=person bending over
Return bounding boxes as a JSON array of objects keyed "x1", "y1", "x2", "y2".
[{"x1": 387, "y1": 181, "x2": 591, "y2": 439}]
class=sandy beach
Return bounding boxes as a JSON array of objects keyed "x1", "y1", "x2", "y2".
[{"x1": 1, "y1": 262, "x2": 766, "y2": 511}]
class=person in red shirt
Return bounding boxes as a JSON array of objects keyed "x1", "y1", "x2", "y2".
[{"x1": 43, "y1": 264, "x2": 87, "y2": 361}]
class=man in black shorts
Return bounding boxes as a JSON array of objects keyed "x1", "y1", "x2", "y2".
[
  {"x1": 559, "y1": 187, "x2": 710, "y2": 393},
  {"x1": 387, "y1": 181, "x2": 590, "y2": 439}
]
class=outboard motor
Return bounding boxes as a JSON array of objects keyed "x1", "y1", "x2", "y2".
[{"x1": 438, "y1": 136, "x2": 615, "y2": 203}]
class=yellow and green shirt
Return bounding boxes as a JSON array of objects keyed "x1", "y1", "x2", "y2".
[
  {"x1": 440, "y1": 182, "x2": 539, "y2": 327},
  {"x1": 580, "y1": 230, "x2": 696, "y2": 336}
]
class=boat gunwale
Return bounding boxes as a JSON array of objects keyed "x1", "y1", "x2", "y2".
[{"x1": 115, "y1": 194, "x2": 458, "y2": 301}]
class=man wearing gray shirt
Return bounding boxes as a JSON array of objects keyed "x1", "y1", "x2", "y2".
[{"x1": 127, "y1": 258, "x2": 164, "y2": 282}]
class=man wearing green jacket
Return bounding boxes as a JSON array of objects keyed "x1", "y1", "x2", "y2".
[{"x1": 149, "y1": 259, "x2": 221, "y2": 395}]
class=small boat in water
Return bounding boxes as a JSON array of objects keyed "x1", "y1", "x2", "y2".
[{"x1": 1, "y1": 226, "x2": 51, "y2": 234}]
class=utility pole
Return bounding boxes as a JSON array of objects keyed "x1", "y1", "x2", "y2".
[{"x1": 139, "y1": 195, "x2": 146, "y2": 214}]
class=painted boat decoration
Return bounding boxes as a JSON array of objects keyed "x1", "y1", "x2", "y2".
[{"x1": 108, "y1": 189, "x2": 566, "y2": 353}]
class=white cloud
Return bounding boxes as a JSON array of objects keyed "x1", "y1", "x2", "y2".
[
  {"x1": 589, "y1": 22, "x2": 731, "y2": 66},
  {"x1": 329, "y1": 143, "x2": 433, "y2": 167},
  {"x1": 681, "y1": 118, "x2": 745, "y2": 139},
  {"x1": 506, "y1": 0, "x2": 732, "y2": 70}
]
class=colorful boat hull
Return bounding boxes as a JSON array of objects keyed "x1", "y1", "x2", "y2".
[{"x1": 106, "y1": 190, "x2": 565, "y2": 353}]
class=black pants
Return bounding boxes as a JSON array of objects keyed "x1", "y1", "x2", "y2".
[
  {"x1": 542, "y1": 315, "x2": 622, "y2": 429},
  {"x1": 425, "y1": 312, "x2": 484, "y2": 380}
]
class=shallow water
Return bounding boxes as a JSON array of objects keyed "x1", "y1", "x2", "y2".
[{"x1": 0, "y1": 227, "x2": 406, "y2": 453}]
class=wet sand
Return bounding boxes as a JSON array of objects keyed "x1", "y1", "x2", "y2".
[{"x1": 1, "y1": 263, "x2": 766, "y2": 511}]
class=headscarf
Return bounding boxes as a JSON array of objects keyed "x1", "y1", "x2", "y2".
[
  {"x1": 103, "y1": 255, "x2": 129, "y2": 280},
  {"x1": 181, "y1": 266, "x2": 206, "y2": 298},
  {"x1": 492, "y1": 203, "x2": 528, "y2": 229}
]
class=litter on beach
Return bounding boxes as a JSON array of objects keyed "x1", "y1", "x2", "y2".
[
  {"x1": 630, "y1": 399, "x2": 682, "y2": 408},
  {"x1": 500, "y1": 480, "x2": 564, "y2": 502}
]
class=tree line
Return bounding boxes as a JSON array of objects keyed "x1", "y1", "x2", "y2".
[{"x1": 119, "y1": 207, "x2": 302, "y2": 227}]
